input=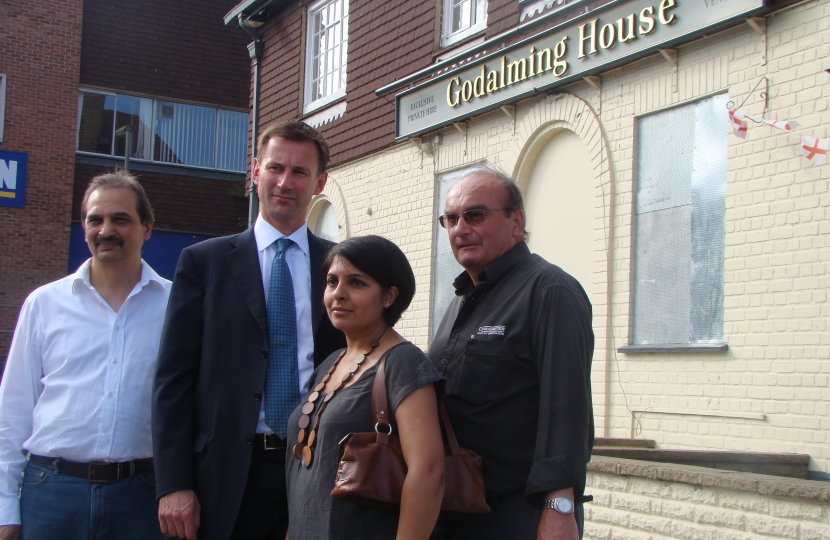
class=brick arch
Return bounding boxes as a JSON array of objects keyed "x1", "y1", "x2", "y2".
[
  {"x1": 505, "y1": 93, "x2": 613, "y2": 436},
  {"x1": 308, "y1": 176, "x2": 350, "y2": 241}
]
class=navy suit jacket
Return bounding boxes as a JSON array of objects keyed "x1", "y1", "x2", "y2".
[{"x1": 152, "y1": 227, "x2": 345, "y2": 540}]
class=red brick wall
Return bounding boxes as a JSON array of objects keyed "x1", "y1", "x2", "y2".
[
  {"x1": 73, "y1": 164, "x2": 249, "y2": 236},
  {"x1": 0, "y1": 0, "x2": 84, "y2": 363},
  {"x1": 78, "y1": 0, "x2": 253, "y2": 237},
  {"x1": 258, "y1": 0, "x2": 438, "y2": 166},
  {"x1": 256, "y1": 0, "x2": 525, "y2": 168},
  {"x1": 487, "y1": 0, "x2": 521, "y2": 36},
  {"x1": 80, "y1": 0, "x2": 252, "y2": 109}
]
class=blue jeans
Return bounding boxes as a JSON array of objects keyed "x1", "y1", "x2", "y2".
[{"x1": 19, "y1": 460, "x2": 163, "y2": 540}]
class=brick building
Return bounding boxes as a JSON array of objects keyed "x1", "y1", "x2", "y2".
[
  {"x1": 229, "y1": 0, "x2": 830, "y2": 535},
  {"x1": 1, "y1": 0, "x2": 252, "y2": 365}
]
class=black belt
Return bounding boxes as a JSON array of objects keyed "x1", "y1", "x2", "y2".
[
  {"x1": 30, "y1": 454, "x2": 153, "y2": 484},
  {"x1": 254, "y1": 433, "x2": 286, "y2": 451}
]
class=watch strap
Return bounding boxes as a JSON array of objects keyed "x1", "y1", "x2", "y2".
[{"x1": 543, "y1": 497, "x2": 575, "y2": 514}]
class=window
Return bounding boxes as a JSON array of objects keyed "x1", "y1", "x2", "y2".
[
  {"x1": 430, "y1": 168, "x2": 470, "y2": 339},
  {"x1": 631, "y1": 94, "x2": 728, "y2": 345},
  {"x1": 310, "y1": 200, "x2": 339, "y2": 242},
  {"x1": 441, "y1": 0, "x2": 487, "y2": 48},
  {"x1": 304, "y1": 0, "x2": 349, "y2": 114},
  {"x1": 76, "y1": 90, "x2": 248, "y2": 172},
  {"x1": 0, "y1": 74, "x2": 7, "y2": 143}
]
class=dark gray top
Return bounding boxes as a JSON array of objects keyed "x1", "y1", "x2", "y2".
[{"x1": 286, "y1": 342, "x2": 443, "y2": 540}]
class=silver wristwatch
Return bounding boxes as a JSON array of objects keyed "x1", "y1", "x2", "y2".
[{"x1": 543, "y1": 497, "x2": 574, "y2": 514}]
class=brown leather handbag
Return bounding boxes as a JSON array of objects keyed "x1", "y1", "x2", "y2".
[{"x1": 331, "y1": 346, "x2": 490, "y2": 515}]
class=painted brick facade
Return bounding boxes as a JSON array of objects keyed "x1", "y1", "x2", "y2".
[
  {"x1": 0, "y1": 0, "x2": 84, "y2": 366},
  {"x1": 250, "y1": 0, "x2": 830, "y2": 489},
  {"x1": 585, "y1": 458, "x2": 830, "y2": 539}
]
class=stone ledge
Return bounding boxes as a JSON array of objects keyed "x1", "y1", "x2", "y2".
[
  {"x1": 595, "y1": 437, "x2": 656, "y2": 448},
  {"x1": 617, "y1": 343, "x2": 729, "y2": 353},
  {"x1": 588, "y1": 456, "x2": 830, "y2": 504},
  {"x1": 591, "y1": 447, "x2": 810, "y2": 478}
]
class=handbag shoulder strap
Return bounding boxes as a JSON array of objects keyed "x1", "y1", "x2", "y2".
[
  {"x1": 440, "y1": 404, "x2": 464, "y2": 456},
  {"x1": 370, "y1": 341, "x2": 410, "y2": 439}
]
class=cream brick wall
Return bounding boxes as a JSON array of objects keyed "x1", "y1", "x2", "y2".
[
  {"x1": 322, "y1": 0, "x2": 830, "y2": 473},
  {"x1": 585, "y1": 467, "x2": 830, "y2": 539}
]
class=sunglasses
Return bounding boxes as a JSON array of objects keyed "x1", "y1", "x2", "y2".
[{"x1": 438, "y1": 207, "x2": 513, "y2": 228}]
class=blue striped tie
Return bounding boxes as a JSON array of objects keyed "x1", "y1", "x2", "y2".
[{"x1": 264, "y1": 237, "x2": 299, "y2": 438}]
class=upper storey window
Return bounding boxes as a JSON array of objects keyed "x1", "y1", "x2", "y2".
[
  {"x1": 77, "y1": 90, "x2": 248, "y2": 173},
  {"x1": 441, "y1": 0, "x2": 487, "y2": 48},
  {"x1": 304, "y1": 0, "x2": 349, "y2": 114}
]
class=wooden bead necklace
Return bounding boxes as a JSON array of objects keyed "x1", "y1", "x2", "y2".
[{"x1": 292, "y1": 326, "x2": 389, "y2": 468}]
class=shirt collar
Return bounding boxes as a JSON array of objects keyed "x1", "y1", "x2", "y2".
[
  {"x1": 452, "y1": 241, "x2": 531, "y2": 296},
  {"x1": 71, "y1": 258, "x2": 167, "y2": 294},
  {"x1": 254, "y1": 215, "x2": 309, "y2": 257}
]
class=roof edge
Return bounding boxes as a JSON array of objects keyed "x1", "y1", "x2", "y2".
[{"x1": 223, "y1": 0, "x2": 277, "y2": 26}]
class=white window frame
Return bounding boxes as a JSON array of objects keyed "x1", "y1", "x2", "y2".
[
  {"x1": 441, "y1": 0, "x2": 488, "y2": 48},
  {"x1": 303, "y1": 0, "x2": 349, "y2": 114},
  {"x1": 0, "y1": 74, "x2": 7, "y2": 143}
]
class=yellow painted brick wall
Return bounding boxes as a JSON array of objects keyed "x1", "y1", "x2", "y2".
[
  {"x1": 323, "y1": 0, "x2": 830, "y2": 473},
  {"x1": 585, "y1": 469, "x2": 830, "y2": 539}
]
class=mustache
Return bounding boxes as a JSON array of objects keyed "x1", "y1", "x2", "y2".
[{"x1": 94, "y1": 235, "x2": 124, "y2": 247}]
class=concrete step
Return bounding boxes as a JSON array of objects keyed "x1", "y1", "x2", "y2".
[
  {"x1": 594, "y1": 437, "x2": 656, "y2": 448},
  {"x1": 591, "y1": 447, "x2": 810, "y2": 479}
]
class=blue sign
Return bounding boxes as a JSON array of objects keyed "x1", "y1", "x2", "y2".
[{"x1": 0, "y1": 149, "x2": 27, "y2": 208}]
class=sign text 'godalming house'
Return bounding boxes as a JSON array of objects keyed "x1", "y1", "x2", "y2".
[{"x1": 395, "y1": 0, "x2": 766, "y2": 139}]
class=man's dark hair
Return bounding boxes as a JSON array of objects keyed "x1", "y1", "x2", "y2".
[
  {"x1": 464, "y1": 165, "x2": 530, "y2": 241},
  {"x1": 80, "y1": 170, "x2": 154, "y2": 225},
  {"x1": 257, "y1": 121, "x2": 330, "y2": 175},
  {"x1": 323, "y1": 235, "x2": 416, "y2": 327}
]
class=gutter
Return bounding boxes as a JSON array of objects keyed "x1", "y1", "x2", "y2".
[
  {"x1": 225, "y1": 1, "x2": 272, "y2": 226},
  {"x1": 223, "y1": 0, "x2": 278, "y2": 27}
]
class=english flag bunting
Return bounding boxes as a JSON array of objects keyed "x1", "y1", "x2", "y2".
[
  {"x1": 728, "y1": 107, "x2": 748, "y2": 139},
  {"x1": 763, "y1": 119, "x2": 800, "y2": 131},
  {"x1": 801, "y1": 136, "x2": 829, "y2": 165}
]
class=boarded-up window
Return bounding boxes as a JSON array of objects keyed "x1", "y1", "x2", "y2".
[
  {"x1": 632, "y1": 94, "x2": 728, "y2": 345},
  {"x1": 431, "y1": 168, "x2": 470, "y2": 339}
]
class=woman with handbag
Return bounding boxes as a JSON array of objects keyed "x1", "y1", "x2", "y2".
[{"x1": 285, "y1": 235, "x2": 445, "y2": 540}]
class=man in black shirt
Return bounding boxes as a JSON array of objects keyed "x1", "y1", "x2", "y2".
[{"x1": 428, "y1": 168, "x2": 594, "y2": 540}]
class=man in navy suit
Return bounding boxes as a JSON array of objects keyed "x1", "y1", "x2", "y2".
[{"x1": 152, "y1": 121, "x2": 346, "y2": 540}]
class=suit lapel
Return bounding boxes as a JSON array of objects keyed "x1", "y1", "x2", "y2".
[
  {"x1": 307, "y1": 230, "x2": 328, "y2": 337},
  {"x1": 226, "y1": 228, "x2": 268, "y2": 337}
]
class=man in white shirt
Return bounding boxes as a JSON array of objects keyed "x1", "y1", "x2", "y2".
[{"x1": 0, "y1": 171, "x2": 171, "y2": 540}]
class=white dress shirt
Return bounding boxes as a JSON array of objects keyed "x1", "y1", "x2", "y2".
[
  {"x1": 253, "y1": 216, "x2": 316, "y2": 435},
  {"x1": 0, "y1": 259, "x2": 171, "y2": 526}
]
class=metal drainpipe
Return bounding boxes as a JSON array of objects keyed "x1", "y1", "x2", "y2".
[{"x1": 240, "y1": 15, "x2": 264, "y2": 227}]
